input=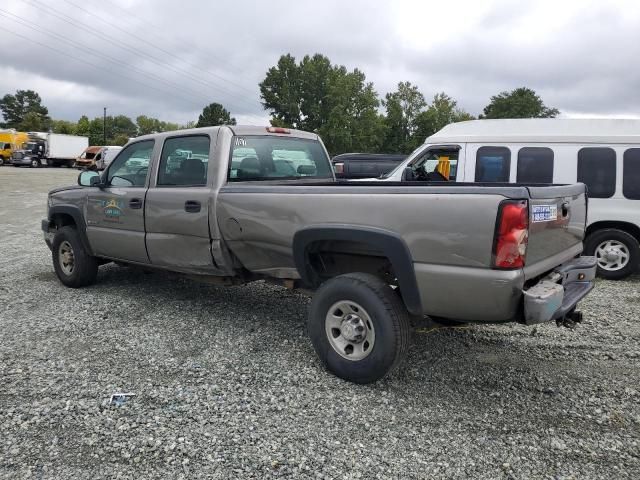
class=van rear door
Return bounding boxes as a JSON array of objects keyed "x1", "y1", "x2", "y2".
[{"x1": 523, "y1": 184, "x2": 587, "y2": 278}]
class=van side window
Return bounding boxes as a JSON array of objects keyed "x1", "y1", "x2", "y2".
[
  {"x1": 158, "y1": 135, "x2": 210, "y2": 186},
  {"x1": 577, "y1": 148, "x2": 616, "y2": 198},
  {"x1": 475, "y1": 146, "x2": 510, "y2": 182},
  {"x1": 623, "y1": 148, "x2": 640, "y2": 200},
  {"x1": 517, "y1": 147, "x2": 554, "y2": 183}
]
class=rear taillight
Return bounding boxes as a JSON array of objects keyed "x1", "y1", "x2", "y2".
[
  {"x1": 334, "y1": 162, "x2": 344, "y2": 174},
  {"x1": 493, "y1": 200, "x2": 529, "y2": 269}
]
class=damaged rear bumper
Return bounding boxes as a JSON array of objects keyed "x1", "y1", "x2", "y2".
[{"x1": 523, "y1": 256, "x2": 596, "y2": 325}]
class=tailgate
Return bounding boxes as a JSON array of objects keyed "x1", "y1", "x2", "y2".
[{"x1": 525, "y1": 184, "x2": 587, "y2": 276}]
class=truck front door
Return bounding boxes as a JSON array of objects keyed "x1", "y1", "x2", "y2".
[
  {"x1": 85, "y1": 139, "x2": 155, "y2": 263},
  {"x1": 144, "y1": 134, "x2": 220, "y2": 272}
]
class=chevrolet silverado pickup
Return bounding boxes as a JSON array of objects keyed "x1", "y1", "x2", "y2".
[{"x1": 42, "y1": 126, "x2": 597, "y2": 384}]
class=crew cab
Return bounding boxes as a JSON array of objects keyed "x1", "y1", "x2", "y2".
[{"x1": 42, "y1": 126, "x2": 597, "y2": 383}]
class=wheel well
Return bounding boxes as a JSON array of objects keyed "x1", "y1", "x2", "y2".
[
  {"x1": 51, "y1": 213, "x2": 77, "y2": 229},
  {"x1": 586, "y1": 221, "x2": 640, "y2": 242},
  {"x1": 305, "y1": 239, "x2": 395, "y2": 286}
]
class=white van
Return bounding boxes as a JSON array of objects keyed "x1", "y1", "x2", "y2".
[{"x1": 380, "y1": 118, "x2": 640, "y2": 279}]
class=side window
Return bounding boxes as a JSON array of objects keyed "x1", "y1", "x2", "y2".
[
  {"x1": 475, "y1": 146, "x2": 510, "y2": 182},
  {"x1": 623, "y1": 148, "x2": 640, "y2": 200},
  {"x1": 410, "y1": 148, "x2": 460, "y2": 181},
  {"x1": 577, "y1": 147, "x2": 616, "y2": 198},
  {"x1": 158, "y1": 135, "x2": 210, "y2": 186},
  {"x1": 517, "y1": 147, "x2": 554, "y2": 183},
  {"x1": 107, "y1": 140, "x2": 154, "y2": 187}
]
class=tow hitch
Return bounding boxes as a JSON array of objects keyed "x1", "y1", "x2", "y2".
[{"x1": 556, "y1": 309, "x2": 583, "y2": 329}]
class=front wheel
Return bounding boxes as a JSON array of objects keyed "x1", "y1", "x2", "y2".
[
  {"x1": 585, "y1": 229, "x2": 640, "y2": 280},
  {"x1": 308, "y1": 273, "x2": 411, "y2": 384},
  {"x1": 30, "y1": 158, "x2": 40, "y2": 168},
  {"x1": 52, "y1": 226, "x2": 99, "y2": 287}
]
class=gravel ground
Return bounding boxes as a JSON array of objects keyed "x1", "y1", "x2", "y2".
[{"x1": 1, "y1": 167, "x2": 639, "y2": 479}]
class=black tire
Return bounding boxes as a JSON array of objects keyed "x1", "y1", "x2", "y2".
[
  {"x1": 584, "y1": 229, "x2": 640, "y2": 280},
  {"x1": 30, "y1": 158, "x2": 40, "y2": 168},
  {"x1": 52, "y1": 226, "x2": 99, "y2": 288},
  {"x1": 308, "y1": 273, "x2": 411, "y2": 384},
  {"x1": 0, "y1": 156, "x2": 5, "y2": 166}
]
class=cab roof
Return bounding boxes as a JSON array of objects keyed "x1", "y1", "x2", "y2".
[
  {"x1": 427, "y1": 118, "x2": 640, "y2": 145},
  {"x1": 133, "y1": 125, "x2": 320, "y2": 142}
]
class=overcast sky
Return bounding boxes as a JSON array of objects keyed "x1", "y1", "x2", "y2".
[{"x1": 1, "y1": 0, "x2": 639, "y2": 125}]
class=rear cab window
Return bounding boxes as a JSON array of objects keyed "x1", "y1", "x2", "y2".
[
  {"x1": 228, "y1": 136, "x2": 332, "y2": 181},
  {"x1": 475, "y1": 146, "x2": 510, "y2": 182},
  {"x1": 577, "y1": 147, "x2": 616, "y2": 198}
]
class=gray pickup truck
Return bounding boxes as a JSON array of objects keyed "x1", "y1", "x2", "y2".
[{"x1": 42, "y1": 126, "x2": 597, "y2": 383}]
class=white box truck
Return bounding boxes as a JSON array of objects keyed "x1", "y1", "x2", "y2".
[{"x1": 11, "y1": 132, "x2": 89, "y2": 168}]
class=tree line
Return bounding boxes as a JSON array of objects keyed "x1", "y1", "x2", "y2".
[{"x1": 0, "y1": 52, "x2": 558, "y2": 153}]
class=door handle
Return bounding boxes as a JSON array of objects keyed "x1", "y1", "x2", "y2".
[
  {"x1": 129, "y1": 198, "x2": 143, "y2": 209},
  {"x1": 184, "y1": 200, "x2": 201, "y2": 213}
]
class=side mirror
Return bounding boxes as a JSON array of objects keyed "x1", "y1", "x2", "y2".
[
  {"x1": 402, "y1": 167, "x2": 416, "y2": 181},
  {"x1": 78, "y1": 170, "x2": 101, "y2": 187}
]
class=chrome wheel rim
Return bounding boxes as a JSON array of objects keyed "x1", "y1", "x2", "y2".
[
  {"x1": 325, "y1": 300, "x2": 375, "y2": 361},
  {"x1": 31, "y1": 159, "x2": 38, "y2": 167},
  {"x1": 595, "y1": 240, "x2": 630, "y2": 271},
  {"x1": 58, "y1": 240, "x2": 75, "y2": 275}
]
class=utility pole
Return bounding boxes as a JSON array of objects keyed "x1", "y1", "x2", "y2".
[{"x1": 103, "y1": 107, "x2": 107, "y2": 145}]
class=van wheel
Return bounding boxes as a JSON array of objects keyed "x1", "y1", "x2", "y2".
[
  {"x1": 585, "y1": 229, "x2": 640, "y2": 280},
  {"x1": 308, "y1": 273, "x2": 411, "y2": 384},
  {"x1": 52, "y1": 226, "x2": 99, "y2": 288}
]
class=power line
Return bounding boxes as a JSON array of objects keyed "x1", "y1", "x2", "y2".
[
  {"x1": 23, "y1": 0, "x2": 264, "y2": 117},
  {"x1": 2, "y1": 25, "x2": 264, "y2": 125},
  {"x1": 95, "y1": 0, "x2": 243, "y2": 75},
  {"x1": 64, "y1": 0, "x2": 254, "y2": 96},
  {"x1": 0, "y1": 9, "x2": 245, "y2": 112}
]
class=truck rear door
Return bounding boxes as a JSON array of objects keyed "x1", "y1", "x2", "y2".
[
  {"x1": 144, "y1": 133, "x2": 220, "y2": 271},
  {"x1": 523, "y1": 184, "x2": 587, "y2": 278}
]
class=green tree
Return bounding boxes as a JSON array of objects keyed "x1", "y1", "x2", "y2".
[
  {"x1": 75, "y1": 115, "x2": 90, "y2": 137},
  {"x1": 480, "y1": 87, "x2": 559, "y2": 119},
  {"x1": 412, "y1": 93, "x2": 474, "y2": 150},
  {"x1": 136, "y1": 115, "x2": 180, "y2": 135},
  {"x1": 260, "y1": 53, "x2": 302, "y2": 128},
  {"x1": 319, "y1": 68, "x2": 385, "y2": 154},
  {"x1": 260, "y1": 53, "x2": 384, "y2": 154},
  {"x1": 382, "y1": 82, "x2": 427, "y2": 153},
  {"x1": 51, "y1": 119, "x2": 77, "y2": 134},
  {"x1": 19, "y1": 111, "x2": 50, "y2": 131},
  {"x1": 0, "y1": 89, "x2": 50, "y2": 129},
  {"x1": 196, "y1": 103, "x2": 236, "y2": 127}
]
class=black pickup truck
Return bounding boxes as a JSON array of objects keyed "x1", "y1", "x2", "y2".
[{"x1": 332, "y1": 153, "x2": 407, "y2": 179}]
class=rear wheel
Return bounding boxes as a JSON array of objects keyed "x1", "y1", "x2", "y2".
[
  {"x1": 308, "y1": 273, "x2": 411, "y2": 384},
  {"x1": 52, "y1": 226, "x2": 98, "y2": 287},
  {"x1": 585, "y1": 229, "x2": 639, "y2": 280}
]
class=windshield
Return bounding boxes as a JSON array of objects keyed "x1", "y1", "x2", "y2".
[{"x1": 229, "y1": 136, "x2": 332, "y2": 181}]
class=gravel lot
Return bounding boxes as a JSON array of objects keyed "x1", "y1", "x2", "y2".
[{"x1": 1, "y1": 167, "x2": 639, "y2": 479}]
